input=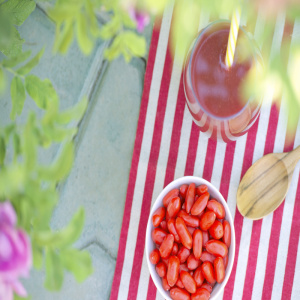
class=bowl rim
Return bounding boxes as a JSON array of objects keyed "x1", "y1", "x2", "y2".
[{"x1": 145, "y1": 176, "x2": 236, "y2": 300}]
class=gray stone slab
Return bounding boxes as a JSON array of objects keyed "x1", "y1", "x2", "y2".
[
  {"x1": 50, "y1": 55, "x2": 146, "y2": 260},
  {"x1": 0, "y1": 7, "x2": 108, "y2": 164},
  {"x1": 0, "y1": 5, "x2": 153, "y2": 299},
  {"x1": 24, "y1": 243, "x2": 115, "y2": 300}
]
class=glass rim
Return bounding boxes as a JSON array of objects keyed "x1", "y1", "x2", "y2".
[{"x1": 186, "y1": 19, "x2": 260, "y2": 121}]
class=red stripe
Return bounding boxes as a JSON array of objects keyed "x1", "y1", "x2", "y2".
[
  {"x1": 164, "y1": 75, "x2": 187, "y2": 186},
  {"x1": 146, "y1": 70, "x2": 186, "y2": 300},
  {"x1": 219, "y1": 141, "x2": 236, "y2": 201},
  {"x1": 127, "y1": 40, "x2": 175, "y2": 299},
  {"x1": 256, "y1": 18, "x2": 295, "y2": 299},
  {"x1": 223, "y1": 118, "x2": 259, "y2": 299},
  {"x1": 202, "y1": 138, "x2": 217, "y2": 182},
  {"x1": 242, "y1": 102, "x2": 280, "y2": 300},
  {"x1": 109, "y1": 19, "x2": 162, "y2": 300},
  {"x1": 261, "y1": 117, "x2": 296, "y2": 300},
  {"x1": 146, "y1": 277, "x2": 157, "y2": 300},
  {"x1": 184, "y1": 122, "x2": 200, "y2": 176},
  {"x1": 282, "y1": 176, "x2": 300, "y2": 299},
  {"x1": 224, "y1": 15, "x2": 291, "y2": 298}
]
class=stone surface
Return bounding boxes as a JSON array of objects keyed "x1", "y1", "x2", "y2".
[
  {"x1": 51, "y1": 55, "x2": 145, "y2": 259},
  {"x1": 23, "y1": 55, "x2": 146, "y2": 300},
  {"x1": 0, "y1": 7, "x2": 107, "y2": 164},
  {"x1": 24, "y1": 244, "x2": 115, "y2": 300},
  {"x1": 0, "y1": 4, "x2": 153, "y2": 300}
]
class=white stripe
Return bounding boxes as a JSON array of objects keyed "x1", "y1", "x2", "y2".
[
  {"x1": 271, "y1": 165, "x2": 300, "y2": 300},
  {"x1": 216, "y1": 10, "x2": 270, "y2": 300},
  {"x1": 231, "y1": 218, "x2": 254, "y2": 299},
  {"x1": 174, "y1": 11, "x2": 211, "y2": 179},
  {"x1": 251, "y1": 93, "x2": 287, "y2": 300},
  {"x1": 136, "y1": 38, "x2": 185, "y2": 300},
  {"x1": 193, "y1": 133, "x2": 209, "y2": 178},
  {"x1": 270, "y1": 18, "x2": 300, "y2": 300},
  {"x1": 188, "y1": 12, "x2": 212, "y2": 179},
  {"x1": 291, "y1": 237, "x2": 300, "y2": 299},
  {"x1": 117, "y1": 4, "x2": 174, "y2": 299},
  {"x1": 231, "y1": 10, "x2": 286, "y2": 298},
  {"x1": 254, "y1": 10, "x2": 265, "y2": 49},
  {"x1": 250, "y1": 14, "x2": 287, "y2": 297},
  {"x1": 210, "y1": 141, "x2": 227, "y2": 189},
  {"x1": 156, "y1": 292, "x2": 165, "y2": 300},
  {"x1": 174, "y1": 106, "x2": 193, "y2": 178},
  {"x1": 250, "y1": 214, "x2": 273, "y2": 300},
  {"x1": 226, "y1": 134, "x2": 247, "y2": 219},
  {"x1": 137, "y1": 9, "x2": 211, "y2": 298}
]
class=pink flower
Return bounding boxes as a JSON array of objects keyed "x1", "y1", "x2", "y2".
[
  {"x1": 128, "y1": 7, "x2": 150, "y2": 32},
  {"x1": 0, "y1": 202, "x2": 32, "y2": 300}
]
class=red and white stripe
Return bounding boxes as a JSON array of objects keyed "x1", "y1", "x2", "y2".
[{"x1": 110, "y1": 5, "x2": 300, "y2": 300}]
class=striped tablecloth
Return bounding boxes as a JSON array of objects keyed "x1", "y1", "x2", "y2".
[{"x1": 110, "y1": 3, "x2": 300, "y2": 300}]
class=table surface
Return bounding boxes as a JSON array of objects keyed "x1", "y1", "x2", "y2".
[
  {"x1": 0, "y1": 4, "x2": 151, "y2": 300},
  {"x1": 2, "y1": 4, "x2": 300, "y2": 300}
]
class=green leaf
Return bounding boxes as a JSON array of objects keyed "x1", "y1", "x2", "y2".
[
  {"x1": 45, "y1": 248, "x2": 64, "y2": 291},
  {"x1": 35, "y1": 208, "x2": 85, "y2": 249},
  {"x1": 104, "y1": 34, "x2": 122, "y2": 61},
  {"x1": 0, "y1": 136, "x2": 5, "y2": 166},
  {"x1": 19, "y1": 197, "x2": 32, "y2": 230},
  {"x1": 76, "y1": 12, "x2": 94, "y2": 55},
  {"x1": 53, "y1": 20, "x2": 74, "y2": 54},
  {"x1": 32, "y1": 244, "x2": 43, "y2": 269},
  {"x1": 14, "y1": 294, "x2": 31, "y2": 300},
  {"x1": 16, "y1": 48, "x2": 45, "y2": 76},
  {"x1": 0, "y1": 67, "x2": 6, "y2": 93},
  {"x1": 1, "y1": 0, "x2": 36, "y2": 26},
  {"x1": 25, "y1": 75, "x2": 58, "y2": 109},
  {"x1": 13, "y1": 132, "x2": 21, "y2": 160},
  {"x1": 0, "y1": 163, "x2": 25, "y2": 196},
  {"x1": 55, "y1": 96, "x2": 88, "y2": 124},
  {"x1": 2, "y1": 50, "x2": 31, "y2": 68},
  {"x1": 122, "y1": 31, "x2": 146, "y2": 57},
  {"x1": 47, "y1": 4, "x2": 79, "y2": 23},
  {"x1": 42, "y1": 125, "x2": 77, "y2": 143},
  {"x1": 85, "y1": 0, "x2": 100, "y2": 37},
  {"x1": 38, "y1": 142, "x2": 74, "y2": 182},
  {"x1": 10, "y1": 76, "x2": 26, "y2": 120},
  {"x1": 61, "y1": 248, "x2": 93, "y2": 282},
  {"x1": 99, "y1": 15, "x2": 122, "y2": 40},
  {"x1": 3, "y1": 124, "x2": 16, "y2": 143},
  {"x1": 0, "y1": 26, "x2": 24, "y2": 58},
  {"x1": 120, "y1": 11, "x2": 136, "y2": 29},
  {"x1": 23, "y1": 113, "x2": 37, "y2": 170}
]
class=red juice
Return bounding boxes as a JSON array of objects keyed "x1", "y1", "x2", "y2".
[{"x1": 183, "y1": 21, "x2": 262, "y2": 142}]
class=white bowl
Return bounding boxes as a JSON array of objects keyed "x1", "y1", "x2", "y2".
[{"x1": 146, "y1": 176, "x2": 236, "y2": 300}]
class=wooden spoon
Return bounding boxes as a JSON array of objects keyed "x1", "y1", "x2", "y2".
[{"x1": 237, "y1": 146, "x2": 300, "y2": 220}]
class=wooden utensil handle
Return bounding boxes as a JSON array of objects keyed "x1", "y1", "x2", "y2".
[{"x1": 281, "y1": 145, "x2": 300, "y2": 178}]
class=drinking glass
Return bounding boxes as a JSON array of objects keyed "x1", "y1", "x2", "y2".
[{"x1": 183, "y1": 20, "x2": 262, "y2": 142}]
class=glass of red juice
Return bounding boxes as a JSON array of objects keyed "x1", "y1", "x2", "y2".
[{"x1": 183, "y1": 20, "x2": 262, "y2": 142}]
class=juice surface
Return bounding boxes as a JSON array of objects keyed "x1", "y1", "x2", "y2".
[{"x1": 191, "y1": 27, "x2": 252, "y2": 118}]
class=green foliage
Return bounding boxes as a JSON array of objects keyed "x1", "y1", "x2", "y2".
[
  {"x1": 61, "y1": 248, "x2": 93, "y2": 282},
  {"x1": 45, "y1": 248, "x2": 64, "y2": 290},
  {"x1": 10, "y1": 75, "x2": 25, "y2": 120},
  {"x1": 105, "y1": 30, "x2": 146, "y2": 62},
  {"x1": 0, "y1": 1, "x2": 92, "y2": 293},
  {"x1": 1, "y1": 0, "x2": 36, "y2": 26},
  {"x1": 48, "y1": 0, "x2": 147, "y2": 61},
  {"x1": 0, "y1": 0, "x2": 300, "y2": 298},
  {"x1": 16, "y1": 47, "x2": 45, "y2": 75},
  {"x1": 25, "y1": 75, "x2": 56, "y2": 109},
  {"x1": 0, "y1": 0, "x2": 36, "y2": 57},
  {"x1": 0, "y1": 92, "x2": 90, "y2": 291}
]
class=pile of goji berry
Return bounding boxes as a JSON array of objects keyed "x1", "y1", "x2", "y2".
[{"x1": 149, "y1": 183, "x2": 231, "y2": 300}]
